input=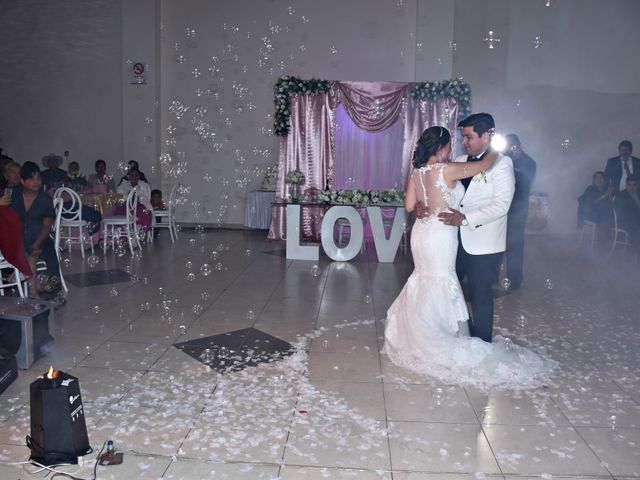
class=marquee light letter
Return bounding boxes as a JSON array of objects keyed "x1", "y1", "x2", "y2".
[
  {"x1": 286, "y1": 205, "x2": 319, "y2": 260},
  {"x1": 320, "y1": 206, "x2": 363, "y2": 261},
  {"x1": 367, "y1": 207, "x2": 407, "y2": 263}
]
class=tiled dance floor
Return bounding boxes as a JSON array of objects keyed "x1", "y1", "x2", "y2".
[{"x1": 0, "y1": 229, "x2": 638, "y2": 479}]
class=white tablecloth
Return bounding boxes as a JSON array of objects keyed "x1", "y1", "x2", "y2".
[{"x1": 244, "y1": 190, "x2": 276, "y2": 229}]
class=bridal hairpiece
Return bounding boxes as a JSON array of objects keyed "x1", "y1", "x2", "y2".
[{"x1": 438, "y1": 127, "x2": 443, "y2": 138}]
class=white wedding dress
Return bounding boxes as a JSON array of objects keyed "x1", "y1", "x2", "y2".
[{"x1": 383, "y1": 163, "x2": 554, "y2": 390}]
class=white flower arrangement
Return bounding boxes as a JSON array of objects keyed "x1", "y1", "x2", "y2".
[
  {"x1": 472, "y1": 171, "x2": 487, "y2": 183},
  {"x1": 285, "y1": 169, "x2": 305, "y2": 185},
  {"x1": 311, "y1": 188, "x2": 405, "y2": 205}
]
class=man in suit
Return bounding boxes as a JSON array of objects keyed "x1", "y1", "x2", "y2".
[
  {"x1": 605, "y1": 140, "x2": 640, "y2": 194},
  {"x1": 614, "y1": 174, "x2": 640, "y2": 251},
  {"x1": 419, "y1": 113, "x2": 515, "y2": 343},
  {"x1": 504, "y1": 134, "x2": 537, "y2": 291}
]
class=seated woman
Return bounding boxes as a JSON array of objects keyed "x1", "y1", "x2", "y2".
[
  {"x1": 88, "y1": 159, "x2": 116, "y2": 192},
  {"x1": 1, "y1": 182, "x2": 32, "y2": 282},
  {"x1": 11, "y1": 162, "x2": 59, "y2": 298},
  {"x1": 117, "y1": 160, "x2": 148, "y2": 186},
  {"x1": 65, "y1": 161, "x2": 88, "y2": 192},
  {"x1": 2, "y1": 161, "x2": 21, "y2": 191},
  {"x1": 115, "y1": 168, "x2": 153, "y2": 234}
]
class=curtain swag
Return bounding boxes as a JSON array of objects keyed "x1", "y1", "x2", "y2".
[{"x1": 273, "y1": 76, "x2": 471, "y2": 137}]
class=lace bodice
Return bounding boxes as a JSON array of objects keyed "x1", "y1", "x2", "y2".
[{"x1": 412, "y1": 163, "x2": 464, "y2": 220}]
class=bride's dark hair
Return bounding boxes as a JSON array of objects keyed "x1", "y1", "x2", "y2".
[{"x1": 412, "y1": 126, "x2": 451, "y2": 168}]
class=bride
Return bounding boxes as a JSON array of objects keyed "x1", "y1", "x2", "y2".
[{"x1": 383, "y1": 126, "x2": 553, "y2": 390}]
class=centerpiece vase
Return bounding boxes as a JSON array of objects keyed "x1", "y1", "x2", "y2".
[{"x1": 289, "y1": 184, "x2": 300, "y2": 203}]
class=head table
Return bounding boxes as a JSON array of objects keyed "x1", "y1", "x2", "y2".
[{"x1": 274, "y1": 202, "x2": 407, "y2": 263}]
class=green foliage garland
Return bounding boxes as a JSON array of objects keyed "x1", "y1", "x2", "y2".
[
  {"x1": 410, "y1": 79, "x2": 471, "y2": 121},
  {"x1": 273, "y1": 76, "x2": 331, "y2": 136}
]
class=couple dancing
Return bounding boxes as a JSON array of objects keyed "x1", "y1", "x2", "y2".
[{"x1": 383, "y1": 113, "x2": 553, "y2": 390}]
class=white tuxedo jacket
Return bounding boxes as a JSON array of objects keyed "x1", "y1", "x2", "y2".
[{"x1": 455, "y1": 153, "x2": 515, "y2": 255}]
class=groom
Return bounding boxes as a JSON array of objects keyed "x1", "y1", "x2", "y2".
[{"x1": 417, "y1": 113, "x2": 515, "y2": 342}]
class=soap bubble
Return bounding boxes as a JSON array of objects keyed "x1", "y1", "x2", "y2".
[
  {"x1": 364, "y1": 295, "x2": 372, "y2": 304},
  {"x1": 93, "y1": 306, "x2": 100, "y2": 314},
  {"x1": 310, "y1": 265, "x2": 321, "y2": 277},
  {"x1": 186, "y1": 261, "x2": 193, "y2": 269},
  {"x1": 211, "y1": 251, "x2": 219, "y2": 260},
  {"x1": 245, "y1": 249, "x2": 252, "y2": 256},
  {"x1": 200, "y1": 264, "x2": 212, "y2": 276},
  {"x1": 215, "y1": 262, "x2": 223, "y2": 271},
  {"x1": 48, "y1": 275, "x2": 59, "y2": 290},
  {"x1": 545, "y1": 278, "x2": 554, "y2": 290},
  {"x1": 246, "y1": 310, "x2": 256, "y2": 321},
  {"x1": 189, "y1": 238, "x2": 196, "y2": 247},
  {"x1": 63, "y1": 258, "x2": 71, "y2": 268},
  {"x1": 109, "y1": 287, "x2": 119, "y2": 297},
  {"x1": 179, "y1": 325, "x2": 186, "y2": 335},
  {"x1": 87, "y1": 255, "x2": 99, "y2": 268},
  {"x1": 502, "y1": 277, "x2": 511, "y2": 291},
  {"x1": 433, "y1": 387, "x2": 444, "y2": 406},
  {"x1": 518, "y1": 315, "x2": 526, "y2": 328},
  {"x1": 187, "y1": 273, "x2": 196, "y2": 281},
  {"x1": 200, "y1": 291, "x2": 210, "y2": 301},
  {"x1": 192, "y1": 304, "x2": 203, "y2": 315}
]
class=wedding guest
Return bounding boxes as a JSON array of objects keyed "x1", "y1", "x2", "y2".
[
  {"x1": 88, "y1": 159, "x2": 116, "y2": 192},
  {"x1": 65, "y1": 161, "x2": 88, "y2": 192},
  {"x1": 40, "y1": 153, "x2": 69, "y2": 192},
  {"x1": 150, "y1": 189, "x2": 165, "y2": 210},
  {"x1": 1, "y1": 162, "x2": 32, "y2": 282},
  {"x1": 2, "y1": 162, "x2": 21, "y2": 191},
  {"x1": 605, "y1": 140, "x2": 640, "y2": 194},
  {"x1": 11, "y1": 162, "x2": 59, "y2": 298},
  {"x1": 0, "y1": 155, "x2": 13, "y2": 190},
  {"x1": 578, "y1": 171, "x2": 614, "y2": 251},
  {"x1": 150, "y1": 189, "x2": 165, "y2": 239},
  {"x1": 0, "y1": 202, "x2": 32, "y2": 282},
  {"x1": 115, "y1": 168, "x2": 153, "y2": 232},
  {"x1": 117, "y1": 160, "x2": 148, "y2": 186},
  {"x1": 504, "y1": 134, "x2": 536, "y2": 291},
  {"x1": 614, "y1": 174, "x2": 640, "y2": 251}
]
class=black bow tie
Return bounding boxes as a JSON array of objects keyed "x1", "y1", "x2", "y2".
[{"x1": 468, "y1": 155, "x2": 480, "y2": 162}]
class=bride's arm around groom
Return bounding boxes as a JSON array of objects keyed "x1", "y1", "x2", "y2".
[{"x1": 455, "y1": 152, "x2": 515, "y2": 255}]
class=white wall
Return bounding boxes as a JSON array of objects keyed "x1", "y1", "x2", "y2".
[
  {"x1": 452, "y1": 0, "x2": 640, "y2": 233},
  {"x1": 1, "y1": 0, "x2": 638, "y2": 233},
  {"x1": 0, "y1": 0, "x2": 122, "y2": 170}
]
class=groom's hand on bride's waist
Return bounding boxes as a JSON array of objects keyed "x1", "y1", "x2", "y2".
[
  {"x1": 415, "y1": 201, "x2": 430, "y2": 219},
  {"x1": 438, "y1": 209, "x2": 466, "y2": 226}
]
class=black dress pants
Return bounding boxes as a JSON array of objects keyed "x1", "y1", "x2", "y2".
[
  {"x1": 456, "y1": 241, "x2": 503, "y2": 343},
  {"x1": 506, "y1": 210, "x2": 527, "y2": 289}
]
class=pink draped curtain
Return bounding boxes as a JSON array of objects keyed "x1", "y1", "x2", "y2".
[{"x1": 268, "y1": 81, "x2": 460, "y2": 241}]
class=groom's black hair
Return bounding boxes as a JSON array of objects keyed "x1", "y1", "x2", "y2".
[{"x1": 458, "y1": 113, "x2": 495, "y2": 137}]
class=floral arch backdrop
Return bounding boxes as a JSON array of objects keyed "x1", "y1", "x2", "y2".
[{"x1": 267, "y1": 77, "x2": 471, "y2": 241}]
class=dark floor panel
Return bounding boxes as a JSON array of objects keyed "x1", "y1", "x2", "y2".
[
  {"x1": 174, "y1": 327, "x2": 293, "y2": 373},
  {"x1": 64, "y1": 269, "x2": 132, "y2": 288}
]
